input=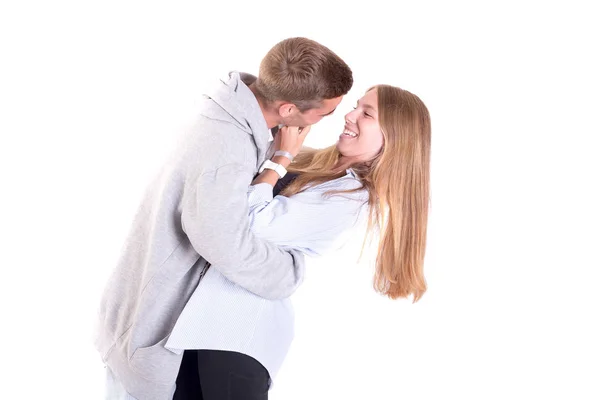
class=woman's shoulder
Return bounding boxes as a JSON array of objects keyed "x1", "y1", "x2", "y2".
[
  {"x1": 308, "y1": 169, "x2": 368, "y2": 201},
  {"x1": 315, "y1": 169, "x2": 362, "y2": 188}
]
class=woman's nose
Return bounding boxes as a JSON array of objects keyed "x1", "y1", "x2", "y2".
[{"x1": 344, "y1": 110, "x2": 357, "y2": 124}]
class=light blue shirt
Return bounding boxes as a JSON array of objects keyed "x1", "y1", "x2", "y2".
[{"x1": 164, "y1": 169, "x2": 369, "y2": 384}]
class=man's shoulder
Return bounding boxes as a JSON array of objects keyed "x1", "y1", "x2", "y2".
[
  {"x1": 197, "y1": 97, "x2": 247, "y2": 132},
  {"x1": 165, "y1": 111, "x2": 255, "y2": 175}
]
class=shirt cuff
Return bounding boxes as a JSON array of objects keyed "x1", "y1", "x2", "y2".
[{"x1": 247, "y1": 183, "x2": 274, "y2": 207}]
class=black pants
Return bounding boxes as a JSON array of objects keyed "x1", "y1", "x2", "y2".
[{"x1": 172, "y1": 350, "x2": 270, "y2": 400}]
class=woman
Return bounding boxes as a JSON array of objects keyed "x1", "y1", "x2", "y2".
[{"x1": 166, "y1": 84, "x2": 431, "y2": 399}]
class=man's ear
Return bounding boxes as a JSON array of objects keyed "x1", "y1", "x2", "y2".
[{"x1": 278, "y1": 103, "x2": 297, "y2": 118}]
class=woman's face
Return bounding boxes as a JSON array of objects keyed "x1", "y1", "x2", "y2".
[{"x1": 336, "y1": 89, "x2": 384, "y2": 163}]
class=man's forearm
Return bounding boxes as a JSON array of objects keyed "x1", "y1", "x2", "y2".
[{"x1": 181, "y1": 163, "x2": 305, "y2": 299}]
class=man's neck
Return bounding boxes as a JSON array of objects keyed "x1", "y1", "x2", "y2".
[{"x1": 248, "y1": 83, "x2": 281, "y2": 129}]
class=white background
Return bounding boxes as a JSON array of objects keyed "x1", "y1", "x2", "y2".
[{"x1": 1, "y1": 1, "x2": 599, "y2": 399}]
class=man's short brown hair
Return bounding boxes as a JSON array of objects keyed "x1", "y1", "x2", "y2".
[{"x1": 254, "y1": 37, "x2": 353, "y2": 112}]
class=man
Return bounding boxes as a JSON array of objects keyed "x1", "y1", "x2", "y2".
[{"x1": 97, "y1": 37, "x2": 353, "y2": 399}]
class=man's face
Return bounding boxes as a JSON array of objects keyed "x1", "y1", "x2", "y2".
[{"x1": 283, "y1": 96, "x2": 344, "y2": 127}]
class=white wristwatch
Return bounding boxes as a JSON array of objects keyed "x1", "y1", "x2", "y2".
[{"x1": 259, "y1": 159, "x2": 287, "y2": 178}]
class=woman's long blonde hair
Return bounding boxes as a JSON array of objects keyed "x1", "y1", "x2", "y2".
[{"x1": 281, "y1": 85, "x2": 431, "y2": 302}]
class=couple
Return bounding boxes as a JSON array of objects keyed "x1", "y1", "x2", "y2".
[{"x1": 97, "y1": 37, "x2": 431, "y2": 400}]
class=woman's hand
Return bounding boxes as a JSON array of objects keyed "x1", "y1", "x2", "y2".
[
  {"x1": 251, "y1": 125, "x2": 312, "y2": 187},
  {"x1": 274, "y1": 125, "x2": 312, "y2": 158}
]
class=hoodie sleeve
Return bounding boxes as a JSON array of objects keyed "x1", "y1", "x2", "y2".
[{"x1": 181, "y1": 162, "x2": 305, "y2": 300}]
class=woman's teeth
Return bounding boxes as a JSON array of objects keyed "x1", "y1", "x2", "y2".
[{"x1": 343, "y1": 128, "x2": 358, "y2": 137}]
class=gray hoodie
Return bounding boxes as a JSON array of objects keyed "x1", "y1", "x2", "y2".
[{"x1": 95, "y1": 72, "x2": 305, "y2": 399}]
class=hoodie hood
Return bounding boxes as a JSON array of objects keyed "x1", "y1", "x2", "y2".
[{"x1": 202, "y1": 71, "x2": 271, "y2": 165}]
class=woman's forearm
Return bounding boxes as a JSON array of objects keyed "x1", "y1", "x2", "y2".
[{"x1": 252, "y1": 156, "x2": 292, "y2": 186}]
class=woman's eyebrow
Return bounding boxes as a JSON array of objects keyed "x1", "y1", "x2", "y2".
[{"x1": 357, "y1": 100, "x2": 376, "y2": 111}]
